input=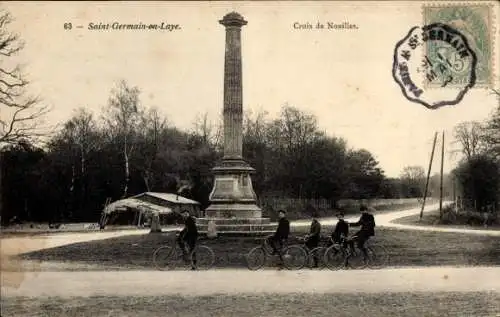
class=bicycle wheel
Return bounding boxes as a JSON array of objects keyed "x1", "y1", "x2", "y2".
[
  {"x1": 366, "y1": 245, "x2": 388, "y2": 268},
  {"x1": 191, "y1": 245, "x2": 215, "y2": 270},
  {"x1": 323, "y1": 245, "x2": 346, "y2": 270},
  {"x1": 309, "y1": 246, "x2": 326, "y2": 269},
  {"x1": 246, "y1": 246, "x2": 266, "y2": 270},
  {"x1": 152, "y1": 246, "x2": 179, "y2": 270},
  {"x1": 282, "y1": 245, "x2": 307, "y2": 270},
  {"x1": 347, "y1": 247, "x2": 369, "y2": 269}
]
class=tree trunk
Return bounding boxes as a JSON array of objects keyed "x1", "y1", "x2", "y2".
[
  {"x1": 80, "y1": 145, "x2": 85, "y2": 175},
  {"x1": 68, "y1": 165, "x2": 76, "y2": 220},
  {"x1": 80, "y1": 146, "x2": 86, "y2": 216},
  {"x1": 123, "y1": 147, "x2": 129, "y2": 198},
  {"x1": 143, "y1": 172, "x2": 151, "y2": 192}
]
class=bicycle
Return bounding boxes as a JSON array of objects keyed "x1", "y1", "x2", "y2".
[
  {"x1": 293, "y1": 235, "x2": 329, "y2": 269},
  {"x1": 323, "y1": 235, "x2": 388, "y2": 270},
  {"x1": 152, "y1": 232, "x2": 215, "y2": 270},
  {"x1": 246, "y1": 235, "x2": 308, "y2": 270}
]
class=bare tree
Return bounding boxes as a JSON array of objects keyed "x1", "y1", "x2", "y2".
[
  {"x1": 244, "y1": 109, "x2": 269, "y2": 142},
  {"x1": 400, "y1": 165, "x2": 426, "y2": 196},
  {"x1": 0, "y1": 10, "x2": 51, "y2": 224},
  {"x1": 64, "y1": 108, "x2": 100, "y2": 175},
  {"x1": 192, "y1": 111, "x2": 222, "y2": 148},
  {"x1": 280, "y1": 104, "x2": 319, "y2": 150},
  {"x1": 138, "y1": 107, "x2": 167, "y2": 191},
  {"x1": 265, "y1": 104, "x2": 321, "y2": 154},
  {"x1": 103, "y1": 80, "x2": 142, "y2": 198},
  {"x1": 0, "y1": 11, "x2": 50, "y2": 146},
  {"x1": 452, "y1": 121, "x2": 485, "y2": 161}
]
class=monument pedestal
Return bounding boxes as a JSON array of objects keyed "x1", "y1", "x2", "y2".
[{"x1": 198, "y1": 159, "x2": 276, "y2": 236}]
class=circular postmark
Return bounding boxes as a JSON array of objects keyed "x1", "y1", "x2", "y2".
[{"x1": 392, "y1": 23, "x2": 477, "y2": 109}]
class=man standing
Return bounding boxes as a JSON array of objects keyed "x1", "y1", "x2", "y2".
[
  {"x1": 177, "y1": 210, "x2": 199, "y2": 270},
  {"x1": 305, "y1": 212, "x2": 321, "y2": 267}
]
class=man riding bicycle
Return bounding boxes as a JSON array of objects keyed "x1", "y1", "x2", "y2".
[
  {"x1": 348, "y1": 205, "x2": 375, "y2": 258},
  {"x1": 304, "y1": 212, "x2": 321, "y2": 267},
  {"x1": 267, "y1": 210, "x2": 290, "y2": 256},
  {"x1": 177, "y1": 210, "x2": 198, "y2": 270},
  {"x1": 330, "y1": 212, "x2": 349, "y2": 246}
]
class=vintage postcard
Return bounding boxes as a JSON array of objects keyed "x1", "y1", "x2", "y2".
[{"x1": 1, "y1": 1, "x2": 499, "y2": 316}]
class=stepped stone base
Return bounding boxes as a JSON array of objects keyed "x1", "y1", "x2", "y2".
[
  {"x1": 197, "y1": 217, "x2": 277, "y2": 237},
  {"x1": 198, "y1": 230, "x2": 276, "y2": 237},
  {"x1": 205, "y1": 203, "x2": 263, "y2": 218},
  {"x1": 197, "y1": 218, "x2": 271, "y2": 225}
]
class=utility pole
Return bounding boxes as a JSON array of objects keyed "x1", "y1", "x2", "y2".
[
  {"x1": 420, "y1": 132, "x2": 438, "y2": 220},
  {"x1": 439, "y1": 131, "x2": 445, "y2": 220}
]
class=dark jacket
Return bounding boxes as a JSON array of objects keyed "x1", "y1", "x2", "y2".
[
  {"x1": 309, "y1": 219, "x2": 321, "y2": 238},
  {"x1": 332, "y1": 219, "x2": 349, "y2": 241},
  {"x1": 183, "y1": 216, "x2": 198, "y2": 238},
  {"x1": 275, "y1": 218, "x2": 290, "y2": 239},
  {"x1": 350, "y1": 212, "x2": 375, "y2": 236}
]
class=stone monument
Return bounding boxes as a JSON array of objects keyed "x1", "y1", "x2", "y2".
[{"x1": 197, "y1": 12, "x2": 275, "y2": 236}]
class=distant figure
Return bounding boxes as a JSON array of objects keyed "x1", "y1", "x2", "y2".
[
  {"x1": 349, "y1": 205, "x2": 376, "y2": 258},
  {"x1": 267, "y1": 210, "x2": 290, "y2": 255},
  {"x1": 304, "y1": 212, "x2": 321, "y2": 267},
  {"x1": 150, "y1": 211, "x2": 161, "y2": 233},
  {"x1": 207, "y1": 219, "x2": 217, "y2": 239},
  {"x1": 177, "y1": 210, "x2": 199, "y2": 270},
  {"x1": 330, "y1": 212, "x2": 349, "y2": 245}
]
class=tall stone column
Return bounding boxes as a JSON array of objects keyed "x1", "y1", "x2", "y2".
[
  {"x1": 204, "y1": 12, "x2": 262, "y2": 220},
  {"x1": 221, "y1": 13, "x2": 245, "y2": 160}
]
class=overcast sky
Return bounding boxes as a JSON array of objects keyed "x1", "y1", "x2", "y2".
[{"x1": 3, "y1": 1, "x2": 499, "y2": 177}]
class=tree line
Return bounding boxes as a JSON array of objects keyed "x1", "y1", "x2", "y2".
[
  {"x1": 451, "y1": 91, "x2": 500, "y2": 213},
  {"x1": 0, "y1": 9, "x2": 450, "y2": 224},
  {"x1": 1, "y1": 78, "x2": 448, "y2": 224}
]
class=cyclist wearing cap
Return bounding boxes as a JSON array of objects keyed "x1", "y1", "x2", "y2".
[
  {"x1": 267, "y1": 210, "x2": 290, "y2": 255},
  {"x1": 177, "y1": 210, "x2": 198, "y2": 270},
  {"x1": 304, "y1": 212, "x2": 321, "y2": 267},
  {"x1": 349, "y1": 205, "x2": 376, "y2": 258},
  {"x1": 330, "y1": 212, "x2": 349, "y2": 245}
]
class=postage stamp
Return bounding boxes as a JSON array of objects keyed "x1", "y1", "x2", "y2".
[
  {"x1": 422, "y1": 3, "x2": 496, "y2": 88},
  {"x1": 392, "y1": 23, "x2": 477, "y2": 109}
]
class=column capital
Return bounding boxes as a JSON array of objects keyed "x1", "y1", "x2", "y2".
[{"x1": 219, "y1": 12, "x2": 247, "y2": 27}]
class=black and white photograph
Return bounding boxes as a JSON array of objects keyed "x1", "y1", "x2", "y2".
[{"x1": 1, "y1": 1, "x2": 499, "y2": 316}]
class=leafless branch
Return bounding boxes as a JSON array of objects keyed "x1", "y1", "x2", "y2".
[{"x1": 0, "y1": 10, "x2": 49, "y2": 146}]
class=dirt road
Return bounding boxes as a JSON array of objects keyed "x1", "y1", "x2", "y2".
[{"x1": 2, "y1": 267, "x2": 499, "y2": 298}]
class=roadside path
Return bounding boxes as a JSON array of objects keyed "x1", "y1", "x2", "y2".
[
  {"x1": 2, "y1": 267, "x2": 499, "y2": 297},
  {"x1": 294, "y1": 201, "x2": 500, "y2": 236}
]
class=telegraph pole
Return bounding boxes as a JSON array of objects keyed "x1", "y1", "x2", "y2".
[{"x1": 420, "y1": 132, "x2": 438, "y2": 220}]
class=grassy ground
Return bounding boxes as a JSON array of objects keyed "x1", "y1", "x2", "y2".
[
  {"x1": 394, "y1": 210, "x2": 500, "y2": 231},
  {"x1": 2, "y1": 292, "x2": 499, "y2": 317},
  {"x1": 15, "y1": 226, "x2": 500, "y2": 270}
]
